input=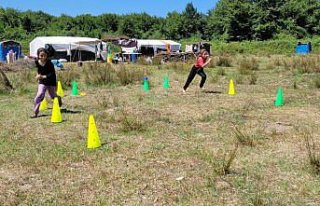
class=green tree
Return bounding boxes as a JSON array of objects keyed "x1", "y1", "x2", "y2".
[
  {"x1": 97, "y1": 14, "x2": 119, "y2": 33},
  {"x1": 207, "y1": 0, "x2": 253, "y2": 41},
  {"x1": 49, "y1": 14, "x2": 75, "y2": 33},
  {"x1": 164, "y1": 11, "x2": 184, "y2": 40},
  {"x1": 281, "y1": 0, "x2": 320, "y2": 37},
  {"x1": 0, "y1": 8, "x2": 21, "y2": 28},
  {"x1": 181, "y1": 3, "x2": 203, "y2": 38},
  {"x1": 251, "y1": 0, "x2": 288, "y2": 40},
  {"x1": 21, "y1": 10, "x2": 53, "y2": 33}
]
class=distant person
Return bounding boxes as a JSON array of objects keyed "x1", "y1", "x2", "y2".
[
  {"x1": 183, "y1": 49, "x2": 212, "y2": 92},
  {"x1": 6, "y1": 49, "x2": 14, "y2": 63},
  {"x1": 112, "y1": 54, "x2": 119, "y2": 64},
  {"x1": 145, "y1": 56, "x2": 153, "y2": 64},
  {"x1": 31, "y1": 48, "x2": 61, "y2": 118},
  {"x1": 308, "y1": 42, "x2": 312, "y2": 52},
  {"x1": 118, "y1": 54, "x2": 123, "y2": 63}
]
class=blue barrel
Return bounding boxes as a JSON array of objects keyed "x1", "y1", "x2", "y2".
[{"x1": 130, "y1": 54, "x2": 137, "y2": 63}]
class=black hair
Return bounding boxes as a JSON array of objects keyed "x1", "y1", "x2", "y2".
[
  {"x1": 37, "y1": 47, "x2": 48, "y2": 57},
  {"x1": 45, "y1": 44, "x2": 55, "y2": 57}
]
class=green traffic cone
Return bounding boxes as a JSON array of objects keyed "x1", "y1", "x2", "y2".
[
  {"x1": 163, "y1": 76, "x2": 170, "y2": 89},
  {"x1": 71, "y1": 81, "x2": 79, "y2": 96},
  {"x1": 143, "y1": 78, "x2": 150, "y2": 91},
  {"x1": 274, "y1": 86, "x2": 284, "y2": 107}
]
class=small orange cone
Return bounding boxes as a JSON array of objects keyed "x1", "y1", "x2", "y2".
[
  {"x1": 87, "y1": 115, "x2": 101, "y2": 149},
  {"x1": 39, "y1": 98, "x2": 48, "y2": 111},
  {"x1": 51, "y1": 97, "x2": 62, "y2": 123},
  {"x1": 56, "y1": 81, "x2": 64, "y2": 97},
  {"x1": 228, "y1": 79, "x2": 236, "y2": 96}
]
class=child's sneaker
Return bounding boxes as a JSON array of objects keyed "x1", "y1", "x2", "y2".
[
  {"x1": 182, "y1": 89, "x2": 186, "y2": 93},
  {"x1": 30, "y1": 113, "x2": 38, "y2": 118}
]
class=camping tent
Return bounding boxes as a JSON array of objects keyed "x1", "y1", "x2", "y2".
[
  {"x1": 0, "y1": 40, "x2": 22, "y2": 63},
  {"x1": 118, "y1": 39, "x2": 181, "y2": 56},
  {"x1": 137, "y1": 39, "x2": 181, "y2": 55},
  {"x1": 29, "y1": 36, "x2": 107, "y2": 61}
]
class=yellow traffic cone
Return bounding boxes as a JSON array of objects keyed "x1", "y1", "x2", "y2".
[
  {"x1": 51, "y1": 97, "x2": 62, "y2": 123},
  {"x1": 56, "y1": 81, "x2": 64, "y2": 97},
  {"x1": 228, "y1": 79, "x2": 236, "y2": 96},
  {"x1": 39, "y1": 98, "x2": 48, "y2": 111},
  {"x1": 87, "y1": 115, "x2": 101, "y2": 149}
]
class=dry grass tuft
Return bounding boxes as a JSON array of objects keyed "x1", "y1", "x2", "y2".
[
  {"x1": 219, "y1": 143, "x2": 239, "y2": 176},
  {"x1": 216, "y1": 55, "x2": 232, "y2": 67},
  {"x1": 238, "y1": 57, "x2": 259, "y2": 75},
  {"x1": 304, "y1": 133, "x2": 320, "y2": 175}
]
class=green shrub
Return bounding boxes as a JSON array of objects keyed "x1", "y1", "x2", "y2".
[
  {"x1": 217, "y1": 67, "x2": 226, "y2": 76},
  {"x1": 238, "y1": 57, "x2": 259, "y2": 75},
  {"x1": 216, "y1": 55, "x2": 232, "y2": 67},
  {"x1": 291, "y1": 56, "x2": 320, "y2": 73},
  {"x1": 83, "y1": 63, "x2": 116, "y2": 86},
  {"x1": 116, "y1": 65, "x2": 144, "y2": 86}
]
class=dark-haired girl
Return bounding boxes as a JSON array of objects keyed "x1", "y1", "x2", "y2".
[{"x1": 32, "y1": 48, "x2": 61, "y2": 118}]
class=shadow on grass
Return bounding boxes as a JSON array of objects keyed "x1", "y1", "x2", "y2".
[
  {"x1": 60, "y1": 108, "x2": 82, "y2": 114},
  {"x1": 203, "y1": 90, "x2": 222, "y2": 94},
  {"x1": 30, "y1": 114, "x2": 50, "y2": 119}
]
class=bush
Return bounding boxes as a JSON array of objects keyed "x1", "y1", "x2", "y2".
[
  {"x1": 238, "y1": 57, "x2": 259, "y2": 75},
  {"x1": 216, "y1": 67, "x2": 225, "y2": 76},
  {"x1": 83, "y1": 63, "x2": 116, "y2": 86},
  {"x1": 290, "y1": 56, "x2": 320, "y2": 73},
  {"x1": 216, "y1": 55, "x2": 232, "y2": 67},
  {"x1": 116, "y1": 65, "x2": 144, "y2": 86}
]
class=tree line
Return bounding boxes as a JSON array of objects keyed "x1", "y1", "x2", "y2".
[{"x1": 0, "y1": 0, "x2": 320, "y2": 43}]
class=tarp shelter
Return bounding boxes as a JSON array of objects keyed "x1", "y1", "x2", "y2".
[
  {"x1": 295, "y1": 42, "x2": 312, "y2": 54},
  {"x1": 117, "y1": 39, "x2": 181, "y2": 56},
  {"x1": 0, "y1": 40, "x2": 22, "y2": 63},
  {"x1": 186, "y1": 42, "x2": 212, "y2": 55},
  {"x1": 137, "y1": 39, "x2": 181, "y2": 56},
  {"x1": 29, "y1": 36, "x2": 108, "y2": 61}
]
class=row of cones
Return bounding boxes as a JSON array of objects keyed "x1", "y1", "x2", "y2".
[
  {"x1": 144, "y1": 77, "x2": 284, "y2": 106},
  {"x1": 143, "y1": 76, "x2": 170, "y2": 91},
  {"x1": 228, "y1": 80, "x2": 284, "y2": 106},
  {"x1": 41, "y1": 79, "x2": 284, "y2": 150},
  {"x1": 143, "y1": 77, "x2": 236, "y2": 95},
  {"x1": 86, "y1": 86, "x2": 283, "y2": 149}
]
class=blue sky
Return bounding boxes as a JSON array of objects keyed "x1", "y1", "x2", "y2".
[{"x1": 0, "y1": 0, "x2": 219, "y2": 17}]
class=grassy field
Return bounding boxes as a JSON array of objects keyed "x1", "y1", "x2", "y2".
[{"x1": 1, "y1": 55, "x2": 320, "y2": 205}]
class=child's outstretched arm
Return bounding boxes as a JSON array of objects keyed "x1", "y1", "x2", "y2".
[{"x1": 202, "y1": 57, "x2": 212, "y2": 68}]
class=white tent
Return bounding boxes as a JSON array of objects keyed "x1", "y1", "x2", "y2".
[
  {"x1": 138, "y1": 39, "x2": 181, "y2": 52},
  {"x1": 29, "y1": 36, "x2": 107, "y2": 60},
  {"x1": 121, "y1": 39, "x2": 181, "y2": 55}
]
